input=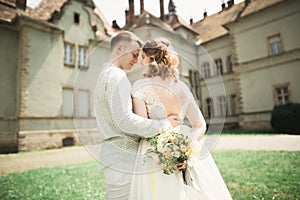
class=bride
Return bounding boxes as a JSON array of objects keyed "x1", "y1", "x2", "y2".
[{"x1": 128, "y1": 39, "x2": 232, "y2": 200}]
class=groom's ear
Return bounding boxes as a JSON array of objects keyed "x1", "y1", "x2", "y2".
[{"x1": 116, "y1": 43, "x2": 124, "y2": 55}]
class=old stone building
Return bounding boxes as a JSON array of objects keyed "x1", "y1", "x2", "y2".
[
  {"x1": 0, "y1": 0, "x2": 299, "y2": 152},
  {"x1": 192, "y1": 0, "x2": 300, "y2": 129},
  {"x1": 0, "y1": 0, "x2": 113, "y2": 152},
  {"x1": 124, "y1": 0, "x2": 300, "y2": 130}
]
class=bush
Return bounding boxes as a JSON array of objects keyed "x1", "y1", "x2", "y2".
[{"x1": 271, "y1": 102, "x2": 300, "y2": 134}]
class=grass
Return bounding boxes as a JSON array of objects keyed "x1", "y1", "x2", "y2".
[
  {"x1": 0, "y1": 162, "x2": 105, "y2": 200},
  {"x1": 213, "y1": 151, "x2": 300, "y2": 200},
  {"x1": 0, "y1": 151, "x2": 299, "y2": 200}
]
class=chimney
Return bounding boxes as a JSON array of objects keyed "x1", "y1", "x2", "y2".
[
  {"x1": 160, "y1": 0, "x2": 165, "y2": 20},
  {"x1": 112, "y1": 20, "x2": 121, "y2": 30},
  {"x1": 227, "y1": 0, "x2": 234, "y2": 8},
  {"x1": 221, "y1": 2, "x2": 226, "y2": 10},
  {"x1": 203, "y1": 11, "x2": 207, "y2": 18},
  {"x1": 125, "y1": 10, "x2": 129, "y2": 25},
  {"x1": 125, "y1": 0, "x2": 134, "y2": 26},
  {"x1": 190, "y1": 18, "x2": 193, "y2": 25},
  {"x1": 168, "y1": 0, "x2": 176, "y2": 15},
  {"x1": 129, "y1": 0, "x2": 134, "y2": 16},
  {"x1": 140, "y1": 0, "x2": 144, "y2": 14},
  {"x1": 16, "y1": 0, "x2": 27, "y2": 11}
]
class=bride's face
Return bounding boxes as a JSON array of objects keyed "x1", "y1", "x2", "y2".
[
  {"x1": 141, "y1": 52, "x2": 151, "y2": 75},
  {"x1": 141, "y1": 52, "x2": 151, "y2": 66}
]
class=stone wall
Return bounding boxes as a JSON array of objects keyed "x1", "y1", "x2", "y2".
[{"x1": 18, "y1": 128, "x2": 100, "y2": 152}]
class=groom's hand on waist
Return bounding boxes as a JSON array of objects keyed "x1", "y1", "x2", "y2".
[{"x1": 167, "y1": 115, "x2": 182, "y2": 128}]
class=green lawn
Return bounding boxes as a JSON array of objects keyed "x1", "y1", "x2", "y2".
[{"x1": 0, "y1": 151, "x2": 299, "y2": 200}]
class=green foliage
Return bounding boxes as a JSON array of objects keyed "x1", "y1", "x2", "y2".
[
  {"x1": 213, "y1": 150, "x2": 300, "y2": 200},
  {"x1": 271, "y1": 102, "x2": 300, "y2": 134},
  {"x1": 1, "y1": 151, "x2": 299, "y2": 200},
  {"x1": 0, "y1": 161, "x2": 105, "y2": 200}
]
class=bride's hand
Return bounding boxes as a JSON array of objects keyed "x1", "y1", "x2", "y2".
[
  {"x1": 177, "y1": 161, "x2": 187, "y2": 171},
  {"x1": 167, "y1": 115, "x2": 182, "y2": 127}
]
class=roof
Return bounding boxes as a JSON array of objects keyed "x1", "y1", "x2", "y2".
[
  {"x1": 0, "y1": 0, "x2": 27, "y2": 23},
  {"x1": 192, "y1": 2, "x2": 245, "y2": 44},
  {"x1": 0, "y1": 0, "x2": 111, "y2": 40},
  {"x1": 241, "y1": 0, "x2": 286, "y2": 18},
  {"x1": 127, "y1": 11, "x2": 175, "y2": 32},
  {"x1": 168, "y1": 15, "x2": 199, "y2": 35},
  {"x1": 26, "y1": 0, "x2": 70, "y2": 21},
  {"x1": 93, "y1": 7, "x2": 116, "y2": 38},
  {"x1": 0, "y1": 0, "x2": 15, "y2": 7},
  {"x1": 192, "y1": 0, "x2": 288, "y2": 44},
  {"x1": 0, "y1": 3, "x2": 18, "y2": 23}
]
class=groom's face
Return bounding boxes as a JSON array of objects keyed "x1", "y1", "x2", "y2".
[{"x1": 118, "y1": 41, "x2": 140, "y2": 71}]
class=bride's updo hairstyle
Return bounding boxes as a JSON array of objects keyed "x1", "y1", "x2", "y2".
[{"x1": 142, "y1": 39, "x2": 180, "y2": 81}]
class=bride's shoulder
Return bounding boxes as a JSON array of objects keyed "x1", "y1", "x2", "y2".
[
  {"x1": 177, "y1": 80, "x2": 194, "y2": 99},
  {"x1": 177, "y1": 80, "x2": 190, "y2": 90},
  {"x1": 132, "y1": 78, "x2": 152, "y2": 91}
]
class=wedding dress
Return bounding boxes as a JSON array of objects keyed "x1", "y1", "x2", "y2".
[{"x1": 128, "y1": 77, "x2": 232, "y2": 200}]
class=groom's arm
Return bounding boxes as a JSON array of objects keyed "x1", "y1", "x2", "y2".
[{"x1": 106, "y1": 69, "x2": 170, "y2": 138}]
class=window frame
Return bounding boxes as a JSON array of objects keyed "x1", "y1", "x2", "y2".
[
  {"x1": 230, "y1": 94, "x2": 237, "y2": 116},
  {"x1": 74, "y1": 12, "x2": 80, "y2": 25},
  {"x1": 226, "y1": 55, "x2": 233, "y2": 73},
  {"x1": 202, "y1": 62, "x2": 210, "y2": 79},
  {"x1": 62, "y1": 87, "x2": 74, "y2": 117},
  {"x1": 214, "y1": 58, "x2": 223, "y2": 76},
  {"x1": 267, "y1": 33, "x2": 284, "y2": 56},
  {"x1": 272, "y1": 83, "x2": 291, "y2": 105},
  {"x1": 217, "y1": 95, "x2": 227, "y2": 117},
  {"x1": 75, "y1": 89, "x2": 90, "y2": 118},
  {"x1": 205, "y1": 97, "x2": 214, "y2": 118},
  {"x1": 63, "y1": 41, "x2": 76, "y2": 67},
  {"x1": 78, "y1": 45, "x2": 89, "y2": 69}
]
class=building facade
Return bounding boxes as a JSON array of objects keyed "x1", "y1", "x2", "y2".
[
  {"x1": 192, "y1": 0, "x2": 300, "y2": 129},
  {"x1": 0, "y1": 0, "x2": 299, "y2": 152},
  {"x1": 0, "y1": 0, "x2": 111, "y2": 152}
]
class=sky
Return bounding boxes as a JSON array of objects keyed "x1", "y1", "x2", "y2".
[
  {"x1": 93, "y1": 0, "x2": 244, "y2": 27},
  {"x1": 27, "y1": 0, "x2": 244, "y2": 27}
]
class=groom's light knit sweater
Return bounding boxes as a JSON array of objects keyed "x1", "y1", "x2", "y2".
[{"x1": 95, "y1": 64, "x2": 169, "y2": 172}]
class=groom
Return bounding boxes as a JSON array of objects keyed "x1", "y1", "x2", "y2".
[{"x1": 95, "y1": 31, "x2": 181, "y2": 200}]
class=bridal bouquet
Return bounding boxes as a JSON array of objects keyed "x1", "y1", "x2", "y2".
[{"x1": 147, "y1": 127, "x2": 192, "y2": 175}]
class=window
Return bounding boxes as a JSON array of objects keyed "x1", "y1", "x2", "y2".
[
  {"x1": 64, "y1": 42, "x2": 75, "y2": 65},
  {"x1": 188, "y1": 70, "x2": 201, "y2": 101},
  {"x1": 230, "y1": 94, "x2": 237, "y2": 116},
  {"x1": 273, "y1": 84, "x2": 290, "y2": 105},
  {"x1": 78, "y1": 46, "x2": 88, "y2": 68},
  {"x1": 202, "y1": 62, "x2": 210, "y2": 79},
  {"x1": 76, "y1": 90, "x2": 89, "y2": 117},
  {"x1": 214, "y1": 59, "x2": 223, "y2": 76},
  {"x1": 194, "y1": 71, "x2": 201, "y2": 99},
  {"x1": 188, "y1": 70, "x2": 194, "y2": 87},
  {"x1": 62, "y1": 88, "x2": 73, "y2": 117},
  {"x1": 218, "y1": 96, "x2": 227, "y2": 117},
  {"x1": 226, "y1": 55, "x2": 233, "y2": 73},
  {"x1": 74, "y1": 13, "x2": 80, "y2": 24},
  {"x1": 268, "y1": 34, "x2": 284, "y2": 56},
  {"x1": 206, "y1": 98, "x2": 214, "y2": 118}
]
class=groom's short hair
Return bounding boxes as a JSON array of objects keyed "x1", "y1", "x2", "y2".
[{"x1": 110, "y1": 31, "x2": 143, "y2": 50}]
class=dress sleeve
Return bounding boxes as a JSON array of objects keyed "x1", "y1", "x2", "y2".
[
  {"x1": 182, "y1": 83, "x2": 207, "y2": 140},
  {"x1": 132, "y1": 84, "x2": 145, "y2": 100},
  {"x1": 132, "y1": 79, "x2": 147, "y2": 99},
  {"x1": 107, "y1": 71, "x2": 170, "y2": 138}
]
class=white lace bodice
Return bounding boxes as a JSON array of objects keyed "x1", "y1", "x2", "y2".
[
  {"x1": 132, "y1": 78, "x2": 193, "y2": 122},
  {"x1": 133, "y1": 85, "x2": 167, "y2": 120}
]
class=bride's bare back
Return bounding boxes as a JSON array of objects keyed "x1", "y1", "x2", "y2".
[{"x1": 151, "y1": 84, "x2": 181, "y2": 117}]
